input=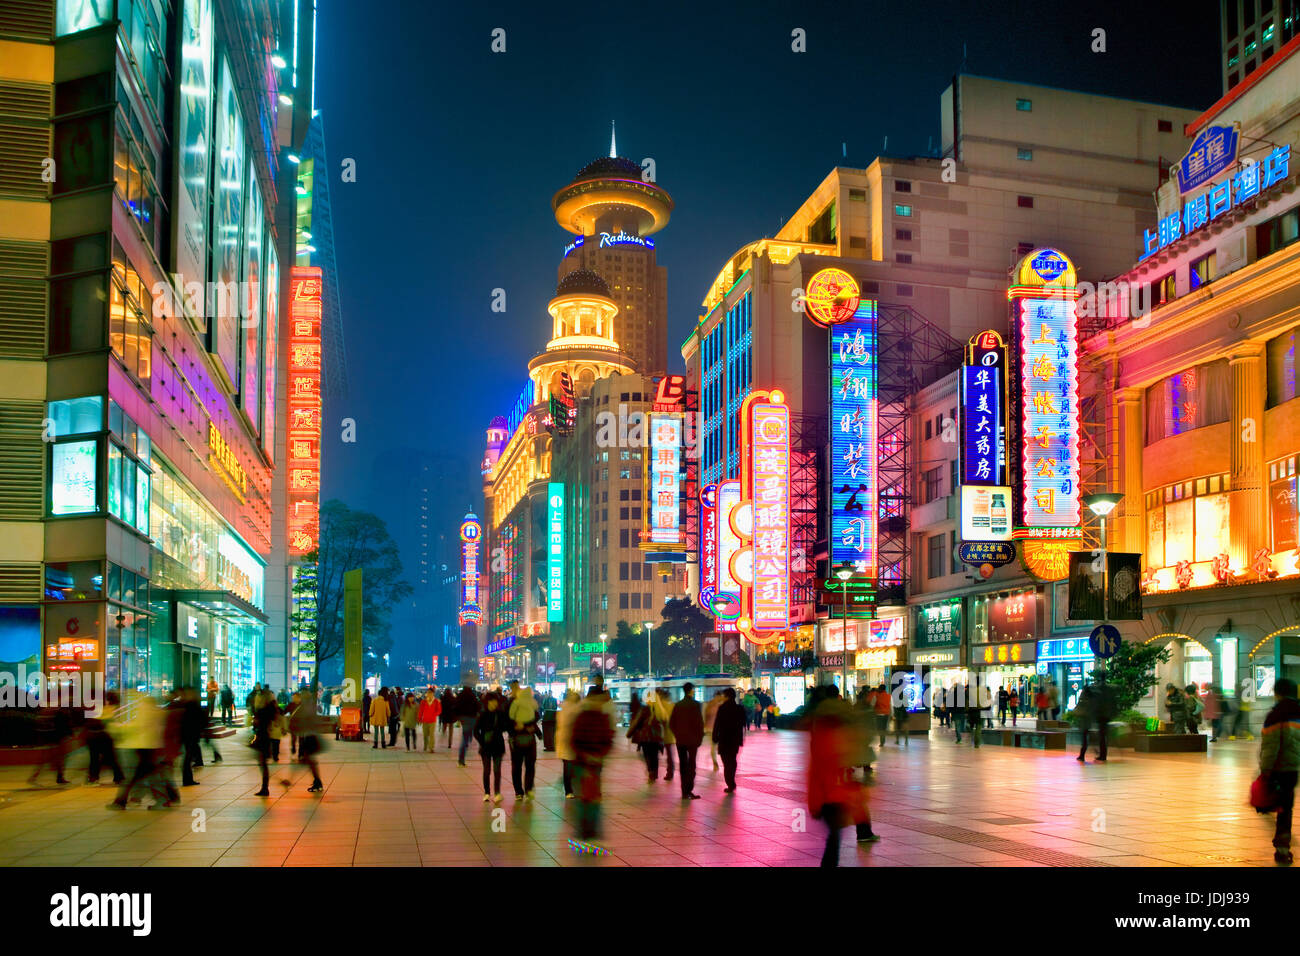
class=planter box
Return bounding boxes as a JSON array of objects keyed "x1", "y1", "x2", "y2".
[
  {"x1": 980, "y1": 729, "x2": 1067, "y2": 750},
  {"x1": 1133, "y1": 733, "x2": 1207, "y2": 753}
]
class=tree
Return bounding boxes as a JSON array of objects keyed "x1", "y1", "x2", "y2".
[
  {"x1": 302, "y1": 500, "x2": 412, "y2": 690},
  {"x1": 1103, "y1": 639, "x2": 1171, "y2": 712}
]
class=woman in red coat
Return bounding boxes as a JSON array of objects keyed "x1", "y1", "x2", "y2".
[{"x1": 807, "y1": 686, "x2": 880, "y2": 867}]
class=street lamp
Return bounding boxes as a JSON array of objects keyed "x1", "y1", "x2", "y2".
[
  {"x1": 1082, "y1": 492, "x2": 1125, "y2": 670},
  {"x1": 644, "y1": 620, "x2": 654, "y2": 680},
  {"x1": 567, "y1": 641, "x2": 574, "y2": 670},
  {"x1": 599, "y1": 631, "x2": 608, "y2": 682},
  {"x1": 835, "y1": 560, "x2": 855, "y2": 699}
]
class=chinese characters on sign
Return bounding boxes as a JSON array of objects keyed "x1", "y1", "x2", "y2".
[
  {"x1": 1173, "y1": 123, "x2": 1240, "y2": 195},
  {"x1": 1143, "y1": 144, "x2": 1290, "y2": 259},
  {"x1": 287, "y1": 267, "x2": 322, "y2": 556},
  {"x1": 715, "y1": 479, "x2": 741, "y2": 634},
  {"x1": 458, "y1": 514, "x2": 482, "y2": 626},
  {"x1": 699, "y1": 483, "x2": 718, "y2": 614},
  {"x1": 830, "y1": 302, "x2": 879, "y2": 574},
  {"x1": 648, "y1": 413, "x2": 682, "y2": 545},
  {"x1": 741, "y1": 391, "x2": 790, "y2": 632},
  {"x1": 546, "y1": 483, "x2": 564, "y2": 623},
  {"x1": 961, "y1": 330, "x2": 1007, "y2": 487},
  {"x1": 1014, "y1": 251, "x2": 1080, "y2": 531}
]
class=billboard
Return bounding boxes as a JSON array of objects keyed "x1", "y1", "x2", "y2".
[
  {"x1": 210, "y1": 57, "x2": 245, "y2": 390},
  {"x1": 240, "y1": 161, "x2": 263, "y2": 432},
  {"x1": 547, "y1": 483, "x2": 564, "y2": 622},
  {"x1": 174, "y1": 0, "x2": 212, "y2": 318},
  {"x1": 262, "y1": 243, "x2": 278, "y2": 458},
  {"x1": 1013, "y1": 249, "x2": 1081, "y2": 533},
  {"x1": 830, "y1": 302, "x2": 879, "y2": 574},
  {"x1": 648, "y1": 413, "x2": 682, "y2": 545},
  {"x1": 287, "y1": 267, "x2": 323, "y2": 556},
  {"x1": 699, "y1": 483, "x2": 718, "y2": 614},
  {"x1": 740, "y1": 389, "x2": 790, "y2": 633},
  {"x1": 960, "y1": 485, "x2": 1012, "y2": 542},
  {"x1": 961, "y1": 330, "x2": 1008, "y2": 487},
  {"x1": 458, "y1": 513, "x2": 482, "y2": 625},
  {"x1": 716, "y1": 479, "x2": 741, "y2": 633}
]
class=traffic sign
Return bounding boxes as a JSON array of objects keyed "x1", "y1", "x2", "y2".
[{"x1": 1089, "y1": 624, "x2": 1121, "y2": 659}]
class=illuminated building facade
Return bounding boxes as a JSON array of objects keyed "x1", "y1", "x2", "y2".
[
  {"x1": 0, "y1": 0, "x2": 315, "y2": 698},
  {"x1": 685, "y1": 75, "x2": 1200, "y2": 699},
  {"x1": 552, "y1": 133, "x2": 672, "y2": 378},
  {"x1": 1083, "y1": 44, "x2": 1300, "y2": 729}
]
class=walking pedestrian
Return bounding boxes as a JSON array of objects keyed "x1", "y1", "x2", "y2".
[
  {"x1": 361, "y1": 688, "x2": 372, "y2": 734},
  {"x1": 28, "y1": 705, "x2": 73, "y2": 786},
  {"x1": 808, "y1": 685, "x2": 879, "y2": 867},
  {"x1": 401, "y1": 692, "x2": 419, "y2": 750},
  {"x1": 1076, "y1": 672, "x2": 1116, "y2": 763},
  {"x1": 369, "y1": 687, "x2": 391, "y2": 749},
  {"x1": 251, "y1": 688, "x2": 278, "y2": 796},
  {"x1": 1035, "y1": 685, "x2": 1050, "y2": 721},
  {"x1": 455, "y1": 684, "x2": 479, "y2": 765},
  {"x1": 1048, "y1": 679, "x2": 1061, "y2": 720},
  {"x1": 206, "y1": 676, "x2": 219, "y2": 719},
  {"x1": 652, "y1": 688, "x2": 676, "y2": 781},
  {"x1": 107, "y1": 693, "x2": 168, "y2": 809},
  {"x1": 704, "y1": 691, "x2": 723, "y2": 771},
  {"x1": 627, "y1": 691, "x2": 665, "y2": 781},
  {"x1": 713, "y1": 687, "x2": 746, "y2": 793},
  {"x1": 952, "y1": 684, "x2": 968, "y2": 744},
  {"x1": 1205, "y1": 685, "x2": 1222, "y2": 742},
  {"x1": 440, "y1": 687, "x2": 456, "y2": 747},
  {"x1": 1231, "y1": 692, "x2": 1255, "y2": 740},
  {"x1": 219, "y1": 684, "x2": 234, "y2": 725},
  {"x1": 570, "y1": 686, "x2": 616, "y2": 848},
  {"x1": 179, "y1": 687, "x2": 206, "y2": 786},
  {"x1": 668, "y1": 683, "x2": 704, "y2": 800},
  {"x1": 1164, "y1": 684, "x2": 1187, "y2": 734},
  {"x1": 387, "y1": 687, "x2": 401, "y2": 747},
  {"x1": 86, "y1": 690, "x2": 125, "y2": 785},
  {"x1": 997, "y1": 685, "x2": 1009, "y2": 726},
  {"x1": 893, "y1": 690, "x2": 910, "y2": 747},
  {"x1": 556, "y1": 689, "x2": 580, "y2": 798},
  {"x1": 507, "y1": 685, "x2": 540, "y2": 799},
  {"x1": 966, "y1": 684, "x2": 983, "y2": 748},
  {"x1": 854, "y1": 687, "x2": 878, "y2": 769},
  {"x1": 291, "y1": 687, "x2": 325, "y2": 792},
  {"x1": 1185, "y1": 684, "x2": 1205, "y2": 735},
  {"x1": 474, "y1": 692, "x2": 509, "y2": 803},
  {"x1": 873, "y1": 684, "x2": 891, "y2": 745},
  {"x1": 419, "y1": 688, "x2": 441, "y2": 751},
  {"x1": 1259, "y1": 677, "x2": 1300, "y2": 865},
  {"x1": 1009, "y1": 687, "x2": 1020, "y2": 726}
]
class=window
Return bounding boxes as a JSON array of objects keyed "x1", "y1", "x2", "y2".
[
  {"x1": 951, "y1": 531, "x2": 963, "y2": 575},
  {"x1": 619, "y1": 593, "x2": 629, "y2": 610},
  {"x1": 863, "y1": 281, "x2": 880, "y2": 293},
  {"x1": 922, "y1": 467, "x2": 943, "y2": 503},
  {"x1": 1267, "y1": 328, "x2": 1300, "y2": 406},
  {"x1": 631, "y1": 506, "x2": 641, "y2": 520},
  {"x1": 1256, "y1": 205, "x2": 1300, "y2": 259},
  {"x1": 51, "y1": 440, "x2": 99, "y2": 515},
  {"x1": 601, "y1": 594, "x2": 608, "y2": 611},
  {"x1": 848, "y1": 236, "x2": 867, "y2": 250},
  {"x1": 896, "y1": 228, "x2": 912, "y2": 241},
  {"x1": 644, "y1": 592, "x2": 652, "y2": 608},
  {"x1": 927, "y1": 534, "x2": 946, "y2": 579},
  {"x1": 1017, "y1": 195, "x2": 1034, "y2": 208},
  {"x1": 895, "y1": 180, "x2": 912, "y2": 192},
  {"x1": 1190, "y1": 252, "x2": 1217, "y2": 291},
  {"x1": 808, "y1": 201, "x2": 837, "y2": 244},
  {"x1": 1155, "y1": 272, "x2": 1177, "y2": 304},
  {"x1": 950, "y1": 458, "x2": 959, "y2": 495},
  {"x1": 631, "y1": 593, "x2": 642, "y2": 610},
  {"x1": 1016, "y1": 98, "x2": 1032, "y2": 111},
  {"x1": 619, "y1": 506, "x2": 628, "y2": 521},
  {"x1": 1145, "y1": 475, "x2": 1231, "y2": 568},
  {"x1": 894, "y1": 204, "x2": 912, "y2": 217},
  {"x1": 924, "y1": 419, "x2": 932, "y2": 440},
  {"x1": 1017, "y1": 148, "x2": 1033, "y2": 161},
  {"x1": 1158, "y1": 119, "x2": 1174, "y2": 133},
  {"x1": 1017, "y1": 242, "x2": 1034, "y2": 257},
  {"x1": 1145, "y1": 360, "x2": 1231, "y2": 442},
  {"x1": 896, "y1": 253, "x2": 913, "y2": 264},
  {"x1": 896, "y1": 284, "x2": 913, "y2": 297},
  {"x1": 848, "y1": 188, "x2": 866, "y2": 201},
  {"x1": 619, "y1": 528, "x2": 629, "y2": 547},
  {"x1": 619, "y1": 562, "x2": 629, "y2": 580},
  {"x1": 619, "y1": 489, "x2": 629, "y2": 501},
  {"x1": 1269, "y1": 455, "x2": 1298, "y2": 552}
]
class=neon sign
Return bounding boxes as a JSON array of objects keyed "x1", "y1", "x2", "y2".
[
  {"x1": 505, "y1": 379, "x2": 534, "y2": 437},
  {"x1": 1142, "y1": 144, "x2": 1290, "y2": 260},
  {"x1": 648, "y1": 414, "x2": 681, "y2": 545},
  {"x1": 961, "y1": 330, "x2": 1008, "y2": 487},
  {"x1": 547, "y1": 483, "x2": 564, "y2": 622},
  {"x1": 598, "y1": 231, "x2": 653, "y2": 250},
  {"x1": 1012, "y1": 248, "x2": 1080, "y2": 531},
  {"x1": 458, "y1": 513, "x2": 482, "y2": 625},
  {"x1": 207, "y1": 420, "x2": 249, "y2": 502},
  {"x1": 830, "y1": 302, "x2": 878, "y2": 574},
  {"x1": 805, "y1": 268, "x2": 860, "y2": 327},
  {"x1": 699, "y1": 483, "x2": 718, "y2": 614},
  {"x1": 1174, "y1": 124, "x2": 1240, "y2": 194},
  {"x1": 485, "y1": 636, "x2": 517, "y2": 655},
  {"x1": 562, "y1": 235, "x2": 584, "y2": 258},
  {"x1": 740, "y1": 389, "x2": 790, "y2": 633},
  {"x1": 287, "y1": 266, "x2": 323, "y2": 555},
  {"x1": 716, "y1": 479, "x2": 741, "y2": 634}
]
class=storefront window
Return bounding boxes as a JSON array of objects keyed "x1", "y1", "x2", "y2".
[
  {"x1": 1184, "y1": 641, "x2": 1213, "y2": 689},
  {"x1": 50, "y1": 440, "x2": 99, "y2": 515},
  {"x1": 1145, "y1": 475, "x2": 1231, "y2": 569},
  {"x1": 0, "y1": 607, "x2": 40, "y2": 670},
  {"x1": 48, "y1": 395, "x2": 102, "y2": 437}
]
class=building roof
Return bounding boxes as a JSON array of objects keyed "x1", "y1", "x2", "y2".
[
  {"x1": 571, "y1": 156, "x2": 644, "y2": 181},
  {"x1": 556, "y1": 269, "x2": 611, "y2": 297}
]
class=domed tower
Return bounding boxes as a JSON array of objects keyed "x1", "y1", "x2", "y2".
[
  {"x1": 553, "y1": 131, "x2": 672, "y2": 378},
  {"x1": 528, "y1": 270, "x2": 635, "y2": 404}
]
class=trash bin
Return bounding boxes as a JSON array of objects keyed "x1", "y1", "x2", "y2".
[{"x1": 542, "y1": 712, "x2": 557, "y2": 752}]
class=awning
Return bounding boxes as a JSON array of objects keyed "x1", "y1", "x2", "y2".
[{"x1": 164, "y1": 589, "x2": 269, "y2": 626}]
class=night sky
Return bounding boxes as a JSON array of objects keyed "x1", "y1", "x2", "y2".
[{"x1": 315, "y1": 0, "x2": 1222, "y2": 613}]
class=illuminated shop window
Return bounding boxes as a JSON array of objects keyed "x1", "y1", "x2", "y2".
[
  {"x1": 1144, "y1": 360, "x2": 1230, "y2": 442},
  {"x1": 50, "y1": 440, "x2": 99, "y2": 515},
  {"x1": 1144, "y1": 474, "x2": 1231, "y2": 568}
]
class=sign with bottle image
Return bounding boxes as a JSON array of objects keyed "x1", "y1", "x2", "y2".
[{"x1": 961, "y1": 485, "x2": 1013, "y2": 542}]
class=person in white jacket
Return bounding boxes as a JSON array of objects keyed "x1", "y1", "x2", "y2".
[
  {"x1": 556, "y1": 690, "x2": 580, "y2": 798},
  {"x1": 107, "y1": 693, "x2": 167, "y2": 809}
]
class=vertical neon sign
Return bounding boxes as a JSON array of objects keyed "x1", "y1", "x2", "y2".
[
  {"x1": 547, "y1": 483, "x2": 564, "y2": 622},
  {"x1": 830, "y1": 302, "x2": 878, "y2": 574},
  {"x1": 287, "y1": 266, "x2": 322, "y2": 556},
  {"x1": 1012, "y1": 248, "x2": 1081, "y2": 531},
  {"x1": 699, "y1": 483, "x2": 718, "y2": 614},
  {"x1": 740, "y1": 389, "x2": 790, "y2": 633},
  {"x1": 716, "y1": 479, "x2": 741, "y2": 633},
  {"x1": 458, "y1": 514, "x2": 482, "y2": 625},
  {"x1": 649, "y1": 414, "x2": 682, "y2": 544}
]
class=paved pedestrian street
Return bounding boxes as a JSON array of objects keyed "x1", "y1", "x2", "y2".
[{"x1": 0, "y1": 727, "x2": 1279, "y2": 867}]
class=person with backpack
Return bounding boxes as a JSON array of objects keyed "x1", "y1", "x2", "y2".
[
  {"x1": 571, "y1": 687, "x2": 616, "y2": 846},
  {"x1": 473, "y1": 692, "x2": 510, "y2": 803},
  {"x1": 507, "y1": 686, "x2": 540, "y2": 800},
  {"x1": 1259, "y1": 678, "x2": 1300, "y2": 865},
  {"x1": 627, "y1": 689, "x2": 666, "y2": 781}
]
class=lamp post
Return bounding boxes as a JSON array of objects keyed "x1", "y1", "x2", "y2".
[
  {"x1": 1082, "y1": 492, "x2": 1124, "y2": 683},
  {"x1": 644, "y1": 620, "x2": 654, "y2": 680},
  {"x1": 599, "y1": 631, "x2": 608, "y2": 682},
  {"x1": 835, "y1": 561, "x2": 855, "y2": 699},
  {"x1": 567, "y1": 641, "x2": 574, "y2": 670}
]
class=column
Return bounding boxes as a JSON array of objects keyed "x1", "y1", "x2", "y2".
[
  {"x1": 1115, "y1": 388, "x2": 1144, "y2": 555},
  {"x1": 1229, "y1": 343, "x2": 1267, "y2": 569}
]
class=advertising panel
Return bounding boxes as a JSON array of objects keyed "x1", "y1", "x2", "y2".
[
  {"x1": 174, "y1": 0, "x2": 212, "y2": 318},
  {"x1": 960, "y1": 485, "x2": 1012, "y2": 541},
  {"x1": 699, "y1": 483, "x2": 718, "y2": 614},
  {"x1": 987, "y1": 591, "x2": 1037, "y2": 643},
  {"x1": 211, "y1": 57, "x2": 246, "y2": 390},
  {"x1": 715, "y1": 479, "x2": 741, "y2": 633},
  {"x1": 547, "y1": 483, "x2": 564, "y2": 622},
  {"x1": 240, "y1": 163, "x2": 263, "y2": 430},
  {"x1": 287, "y1": 267, "x2": 323, "y2": 556},
  {"x1": 830, "y1": 303, "x2": 878, "y2": 574},
  {"x1": 648, "y1": 414, "x2": 681, "y2": 545},
  {"x1": 961, "y1": 330, "x2": 1008, "y2": 487},
  {"x1": 916, "y1": 601, "x2": 962, "y2": 648},
  {"x1": 741, "y1": 391, "x2": 790, "y2": 632},
  {"x1": 262, "y1": 243, "x2": 278, "y2": 457}
]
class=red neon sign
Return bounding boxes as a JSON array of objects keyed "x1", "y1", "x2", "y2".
[
  {"x1": 287, "y1": 266, "x2": 323, "y2": 556},
  {"x1": 739, "y1": 389, "x2": 790, "y2": 638}
]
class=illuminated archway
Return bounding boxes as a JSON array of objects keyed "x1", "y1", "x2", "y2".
[{"x1": 1248, "y1": 625, "x2": 1300, "y2": 660}]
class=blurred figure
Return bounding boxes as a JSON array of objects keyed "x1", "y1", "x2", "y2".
[
  {"x1": 855, "y1": 687, "x2": 878, "y2": 766},
  {"x1": 741, "y1": 687, "x2": 756, "y2": 732},
  {"x1": 1184, "y1": 684, "x2": 1205, "y2": 735},
  {"x1": 440, "y1": 687, "x2": 456, "y2": 747},
  {"x1": 628, "y1": 691, "x2": 642, "y2": 742},
  {"x1": 108, "y1": 693, "x2": 167, "y2": 809},
  {"x1": 1231, "y1": 692, "x2": 1255, "y2": 740},
  {"x1": 1048, "y1": 679, "x2": 1061, "y2": 720},
  {"x1": 419, "y1": 688, "x2": 441, "y2": 752},
  {"x1": 1165, "y1": 684, "x2": 1186, "y2": 733},
  {"x1": 808, "y1": 685, "x2": 880, "y2": 867},
  {"x1": 1035, "y1": 685, "x2": 1050, "y2": 721},
  {"x1": 401, "y1": 692, "x2": 419, "y2": 750},
  {"x1": 965, "y1": 684, "x2": 984, "y2": 748},
  {"x1": 873, "y1": 684, "x2": 891, "y2": 745},
  {"x1": 268, "y1": 695, "x2": 287, "y2": 761},
  {"x1": 388, "y1": 686, "x2": 401, "y2": 747},
  {"x1": 508, "y1": 685, "x2": 540, "y2": 799},
  {"x1": 369, "y1": 688, "x2": 391, "y2": 749},
  {"x1": 86, "y1": 690, "x2": 124, "y2": 785},
  {"x1": 669, "y1": 683, "x2": 703, "y2": 800},
  {"x1": 713, "y1": 687, "x2": 746, "y2": 793},
  {"x1": 252, "y1": 688, "x2": 278, "y2": 796},
  {"x1": 287, "y1": 690, "x2": 301, "y2": 755},
  {"x1": 179, "y1": 686, "x2": 206, "y2": 786},
  {"x1": 473, "y1": 692, "x2": 509, "y2": 803},
  {"x1": 28, "y1": 705, "x2": 72, "y2": 786},
  {"x1": 206, "y1": 676, "x2": 218, "y2": 718},
  {"x1": 570, "y1": 686, "x2": 616, "y2": 847},
  {"x1": 1205, "y1": 684, "x2": 1223, "y2": 742},
  {"x1": 627, "y1": 688, "x2": 665, "y2": 781},
  {"x1": 1076, "y1": 672, "x2": 1116, "y2": 763},
  {"x1": 291, "y1": 687, "x2": 324, "y2": 792},
  {"x1": 456, "y1": 684, "x2": 479, "y2": 766},
  {"x1": 1259, "y1": 677, "x2": 1300, "y2": 865},
  {"x1": 951, "y1": 683, "x2": 968, "y2": 745},
  {"x1": 556, "y1": 690, "x2": 580, "y2": 798},
  {"x1": 704, "y1": 691, "x2": 723, "y2": 771},
  {"x1": 893, "y1": 687, "x2": 910, "y2": 747},
  {"x1": 219, "y1": 683, "x2": 234, "y2": 725},
  {"x1": 156, "y1": 691, "x2": 183, "y2": 803},
  {"x1": 653, "y1": 688, "x2": 675, "y2": 781}
]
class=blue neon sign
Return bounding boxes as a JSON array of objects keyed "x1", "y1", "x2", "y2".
[
  {"x1": 505, "y1": 379, "x2": 534, "y2": 436},
  {"x1": 547, "y1": 482, "x2": 564, "y2": 623},
  {"x1": 1037, "y1": 638, "x2": 1092, "y2": 662},
  {"x1": 485, "y1": 635, "x2": 517, "y2": 655},
  {"x1": 1142, "y1": 144, "x2": 1290, "y2": 260},
  {"x1": 830, "y1": 302, "x2": 878, "y2": 574},
  {"x1": 1174, "y1": 124, "x2": 1239, "y2": 195}
]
